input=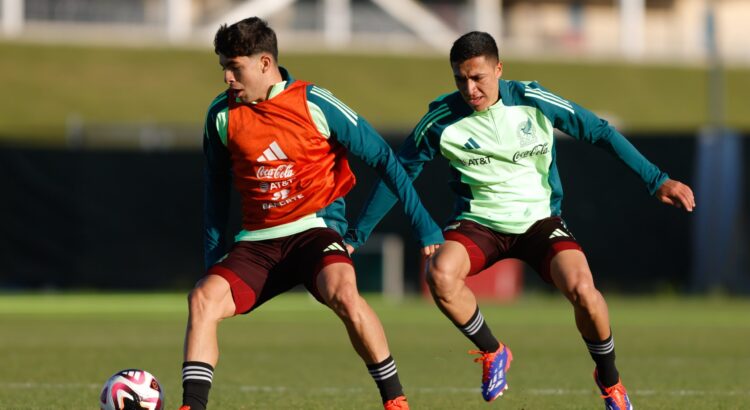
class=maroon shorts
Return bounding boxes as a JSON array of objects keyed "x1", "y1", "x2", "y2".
[
  {"x1": 207, "y1": 228, "x2": 352, "y2": 315},
  {"x1": 443, "y1": 217, "x2": 582, "y2": 282}
]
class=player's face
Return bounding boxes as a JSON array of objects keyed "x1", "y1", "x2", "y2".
[
  {"x1": 451, "y1": 55, "x2": 503, "y2": 111},
  {"x1": 219, "y1": 53, "x2": 272, "y2": 104}
]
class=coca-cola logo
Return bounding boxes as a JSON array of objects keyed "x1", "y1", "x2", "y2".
[
  {"x1": 512, "y1": 143, "x2": 549, "y2": 163},
  {"x1": 256, "y1": 164, "x2": 295, "y2": 180}
]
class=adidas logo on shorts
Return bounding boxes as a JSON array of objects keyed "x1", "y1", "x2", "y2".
[
  {"x1": 324, "y1": 242, "x2": 346, "y2": 252},
  {"x1": 549, "y1": 228, "x2": 570, "y2": 239},
  {"x1": 445, "y1": 222, "x2": 461, "y2": 231}
]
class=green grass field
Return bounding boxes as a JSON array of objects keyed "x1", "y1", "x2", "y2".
[
  {"x1": 1, "y1": 293, "x2": 748, "y2": 409},
  {"x1": 1, "y1": 41, "x2": 749, "y2": 144}
]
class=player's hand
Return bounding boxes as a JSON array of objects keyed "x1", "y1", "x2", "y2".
[
  {"x1": 655, "y1": 178, "x2": 696, "y2": 212},
  {"x1": 421, "y1": 244, "x2": 440, "y2": 257},
  {"x1": 345, "y1": 244, "x2": 355, "y2": 255}
]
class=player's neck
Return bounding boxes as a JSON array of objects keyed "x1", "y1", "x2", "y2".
[
  {"x1": 268, "y1": 66, "x2": 283, "y2": 85},
  {"x1": 258, "y1": 69, "x2": 284, "y2": 102}
]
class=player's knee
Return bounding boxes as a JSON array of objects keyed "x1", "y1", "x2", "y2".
[
  {"x1": 188, "y1": 284, "x2": 227, "y2": 322},
  {"x1": 427, "y1": 260, "x2": 461, "y2": 298},
  {"x1": 188, "y1": 287, "x2": 209, "y2": 317},
  {"x1": 570, "y1": 281, "x2": 601, "y2": 311},
  {"x1": 327, "y1": 283, "x2": 361, "y2": 319}
]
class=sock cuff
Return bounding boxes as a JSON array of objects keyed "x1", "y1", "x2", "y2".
[
  {"x1": 183, "y1": 361, "x2": 214, "y2": 385},
  {"x1": 183, "y1": 361, "x2": 214, "y2": 371},
  {"x1": 458, "y1": 307, "x2": 484, "y2": 336},
  {"x1": 367, "y1": 356, "x2": 397, "y2": 381},
  {"x1": 584, "y1": 334, "x2": 615, "y2": 355}
]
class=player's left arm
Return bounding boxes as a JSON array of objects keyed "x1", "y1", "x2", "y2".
[
  {"x1": 526, "y1": 82, "x2": 695, "y2": 212},
  {"x1": 306, "y1": 85, "x2": 444, "y2": 249},
  {"x1": 203, "y1": 95, "x2": 233, "y2": 269}
]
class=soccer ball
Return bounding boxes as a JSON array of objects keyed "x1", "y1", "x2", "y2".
[{"x1": 99, "y1": 369, "x2": 164, "y2": 410}]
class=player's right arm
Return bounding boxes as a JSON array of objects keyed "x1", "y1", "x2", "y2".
[
  {"x1": 203, "y1": 92, "x2": 232, "y2": 270},
  {"x1": 344, "y1": 103, "x2": 443, "y2": 250},
  {"x1": 522, "y1": 81, "x2": 695, "y2": 212}
]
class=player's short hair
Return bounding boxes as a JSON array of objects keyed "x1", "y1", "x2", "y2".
[
  {"x1": 449, "y1": 31, "x2": 499, "y2": 64},
  {"x1": 214, "y1": 17, "x2": 278, "y2": 60}
]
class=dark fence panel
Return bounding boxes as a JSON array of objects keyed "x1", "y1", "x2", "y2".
[
  {"x1": 1, "y1": 134, "x2": 746, "y2": 292},
  {"x1": 0, "y1": 148, "x2": 204, "y2": 289}
]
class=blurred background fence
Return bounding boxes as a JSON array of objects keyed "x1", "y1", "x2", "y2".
[
  {"x1": 3, "y1": 0, "x2": 750, "y2": 62},
  {"x1": 0, "y1": 0, "x2": 748, "y2": 295}
]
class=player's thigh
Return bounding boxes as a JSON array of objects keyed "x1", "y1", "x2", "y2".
[
  {"x1": 190, "y1": 274, "x2": 237, "y2": 319},
  {"x1": 439, "y1": 219, "x2": 501, "y2": 278},
  {"x1": 513, "y1": 216, "x2": 583, "y2": 283},
  {"x1": 549, "y1": 249, "x2": 595, "y2": 296},
  {"x1": 315, "y1": 262, "x2": 359, "y2": 306},
  {"x1": 207, "y1": 240, "x2": 280, "y2": 315},
  {"x1": 282, "y1": 228, "x2": 353, "y2": 304},
  {"x1": 428, "y1": 240, "x2": 473, "y2": 283}
]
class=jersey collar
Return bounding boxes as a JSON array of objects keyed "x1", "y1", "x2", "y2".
[
  {"x1": 256, "y1": 66, "x2": 296, "y2": 103},
  {"x1": 498, "y1": 79, "x2": 511, "y2": 107},
  {"x1": 279, "y1": 66, "x2": 295, "y2": 85}
]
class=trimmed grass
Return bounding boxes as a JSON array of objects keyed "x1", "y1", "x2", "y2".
[
  {"x1": 1, "y1": 41, "x2": 749, "y2": 144},
  {"x1": 0, "y1": 292, "x2": 748, "y2": 409}
]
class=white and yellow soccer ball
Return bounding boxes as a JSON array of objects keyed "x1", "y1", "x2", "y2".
[{"x1": 99, "y1": 369, "x2": 164, "y2": 410}]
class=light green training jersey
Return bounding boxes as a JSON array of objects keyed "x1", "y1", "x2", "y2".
[{"x1": 345, "y1": 79, "x2": 668, "y2": 248}]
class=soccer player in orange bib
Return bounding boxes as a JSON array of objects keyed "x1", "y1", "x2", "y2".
[{"x1": 178, "y1": 17, "x2": 442, "y2": 410}]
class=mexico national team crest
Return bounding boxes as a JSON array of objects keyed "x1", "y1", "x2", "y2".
[{"x1": 517, "y1": 118, "x2": 536, "y2": 147}]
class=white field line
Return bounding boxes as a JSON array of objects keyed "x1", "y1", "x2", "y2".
[
  {"x1": 4, "y1": 383, "x2": 749, "y2": 397},
  {"x1": 5, "y1": 383, "x2": 100, "y2": 389}
]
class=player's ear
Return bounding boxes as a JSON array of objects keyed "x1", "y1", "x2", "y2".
[
  {"x1": 496, "y1": 61, "x2": 503, "y2": 79},
  {"x1": 259, "y1": 53, "x2": 274, "y2": 73}
]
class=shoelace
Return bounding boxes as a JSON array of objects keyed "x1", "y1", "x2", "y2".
[
  {"x1": 469, "y1": 350, "x2": 495, "y2": 381},
  {"x1": 600, "y1": 383, "x2": 627, "y2": 400},
  {"x1": 384, "y1": 396, "x2": 408, "y2": 409}
]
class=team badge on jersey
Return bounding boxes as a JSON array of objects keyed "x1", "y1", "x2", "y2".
[{"x1": 517, "y1": 118, "x2": 537, "y2": 147}]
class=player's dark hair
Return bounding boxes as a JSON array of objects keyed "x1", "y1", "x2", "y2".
[
  {"x1": 449, "y1": 31, "x2": 499, "y2": 64},
  {"x1": 214, "y1": 17, "x2": 278, "y2": 60}
]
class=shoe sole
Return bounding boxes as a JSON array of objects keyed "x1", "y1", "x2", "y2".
[{"x1": 486, "y1": 383, "x2": 508, "y2": 402}]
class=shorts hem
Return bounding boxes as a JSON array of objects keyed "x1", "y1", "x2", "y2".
[
  {"x1": 541, "y1": 241, "x2": 583, "y2": 282},
  {"x1": 444, "y1": 230, "x2": 487, "y2": 276},
  {"x1": 208, "y1": 265, "x2": 257, "y2": 315}
]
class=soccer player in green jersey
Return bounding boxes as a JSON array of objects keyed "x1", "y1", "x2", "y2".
[{"x1": 345, "y1": 31, "x2": 695, "y2": 409}]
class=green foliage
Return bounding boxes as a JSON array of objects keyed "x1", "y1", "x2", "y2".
[
  {"x1": 0, "y1": 293, "x2": 748, "y2": 409},
  {"x1": 1, "y1": 41, "x2": 749, "y2": 144}
]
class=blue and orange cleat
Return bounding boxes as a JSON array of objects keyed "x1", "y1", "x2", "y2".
[
  {"x1": 383, "y1": 395, "x2": 409, "y2": 410},
  {"x1": 178, "y1": 406, "x2": 191, "y2": 410},
  {"x1": 594, "y1": 369, "x2": 633, "y2": 410},
  {"x1": 470, "y1": 343, "x2": 513, "y2": 402}
]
